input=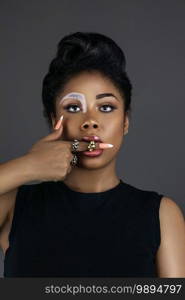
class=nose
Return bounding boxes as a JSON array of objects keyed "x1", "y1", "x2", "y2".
[{"x1": 80, "y1": 119, "x2": 99, "y2": 130}]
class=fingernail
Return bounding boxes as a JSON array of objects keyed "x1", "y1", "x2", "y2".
[
  {"x1": 54, "y1": 115, "x2": 63, "y2": 130},
  {"x1": 99, "y1": 143, "x2": 114, "y2": 149}
]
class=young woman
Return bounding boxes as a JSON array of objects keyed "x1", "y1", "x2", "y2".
[{"x1": 0, "y1": 32, "x2": 185, "y2": 277}]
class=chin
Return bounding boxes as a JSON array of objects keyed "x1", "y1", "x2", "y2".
[{"x1": 77, "y1": 153, "x2": 112, "y2": 169}]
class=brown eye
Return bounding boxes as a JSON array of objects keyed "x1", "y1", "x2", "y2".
[
  {"x1": 100, "y1": 105, "x2": 116, "y2": 112},
  {"x1": 64, "y1": 104, "x2": 81, "y2": 113}
]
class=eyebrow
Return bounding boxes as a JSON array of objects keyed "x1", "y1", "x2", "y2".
[{"x1": 96, "y1": 93, "x2": 119, "y2": 101}]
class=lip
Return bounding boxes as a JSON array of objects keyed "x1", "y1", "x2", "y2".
[
  {"x1": 82, "y1": 149, "x2": 104, "y2": 157},
  {"x1": 81, "y1": 136, "x2": 103, "y2": 143}
]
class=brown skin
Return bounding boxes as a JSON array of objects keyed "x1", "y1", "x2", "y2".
[
  {"x1": 155, "y1": 197, "x2": 185, "y2": 277},
  {"x1": 51, "y1": 71, "x2": 129, "y2": 193}
]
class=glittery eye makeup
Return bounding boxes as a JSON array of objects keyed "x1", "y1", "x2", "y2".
[{"x1": 58, "y1": 92, "x2": 87, "y2": 113}]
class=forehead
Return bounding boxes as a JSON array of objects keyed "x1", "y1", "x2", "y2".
[{"x1": 59, "y1": 71, "x2": 122, "y2": 98}]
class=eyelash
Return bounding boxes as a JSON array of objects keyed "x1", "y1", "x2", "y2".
[{"x1": 63, "y1": 104, "x2": 117, "y2": 113}]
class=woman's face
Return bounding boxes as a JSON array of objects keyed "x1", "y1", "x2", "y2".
[{"x1": 51, "y1": 71, "x2": 129, "y2": 169}]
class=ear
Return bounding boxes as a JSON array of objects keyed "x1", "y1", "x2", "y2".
[{"x1": 123, "y1": 113, "x2": 129, "y2": 135}]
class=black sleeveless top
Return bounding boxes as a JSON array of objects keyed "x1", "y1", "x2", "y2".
[{"x1": 3, "y1": 179, "x2": 163, "y2": 277}]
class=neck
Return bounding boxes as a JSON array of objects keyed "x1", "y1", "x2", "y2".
[{"x1": 63, "y1": 158, "x2": 120, "y2": 193}]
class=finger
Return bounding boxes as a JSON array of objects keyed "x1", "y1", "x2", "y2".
[
  {"x1": 43, "y1": 115, "x2": 64, "y2": 142},
  {"x1": 69, "y1": 141, "x2": 114, "y2": 152},
  {"x1": 54, "y1": 115, "x2": 64, "y2": 130}
]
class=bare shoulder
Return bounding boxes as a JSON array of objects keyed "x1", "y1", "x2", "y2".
[
  {"x1": 159, "y1": 196, "x2": 185, "y2": 240},
  {"x1": 159, "y1": 196, "x2": 185, "y2": 224},
  {"x1": 156, "y1": 196, "x2": 185, "y2": 277}
]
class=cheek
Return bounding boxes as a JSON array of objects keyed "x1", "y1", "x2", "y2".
[
  {"x1": 62, "y1": 117, "x2": 80, "y2": 138},
  {"x1": 108, "y1": 119, "x2": 124, "y2": 149},
  {"x1": 106, "y1": 118, "x2": 124, "y2": 135}
]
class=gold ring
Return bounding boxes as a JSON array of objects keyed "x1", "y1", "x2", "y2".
[{"x1": 87, "y1": 141, "x2": 96, "y2": 152}]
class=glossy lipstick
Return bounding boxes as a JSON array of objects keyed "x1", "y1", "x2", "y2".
[{"x1": 82, "y1": 149, "x2": 104, "y2": 157}]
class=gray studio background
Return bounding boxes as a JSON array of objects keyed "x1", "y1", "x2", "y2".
[{"x1": 0, "y1": 0, "x2": 184, "y2": 277}]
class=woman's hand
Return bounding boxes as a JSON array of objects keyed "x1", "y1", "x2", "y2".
[{"x1": 26, "y1": 117, "x2": 89, "y2": 182}]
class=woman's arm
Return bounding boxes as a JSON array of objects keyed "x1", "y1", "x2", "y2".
[
  {"x1": 0, "y1": 155, "x2": 34, "y2": 196},
  {"x1": 156, "y1": 196, "x2": 185, "y2": 277}
]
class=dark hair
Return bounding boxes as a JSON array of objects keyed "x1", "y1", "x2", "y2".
[{"x1": 42, "y1": 32, "x2": 132, "y2": 130}]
